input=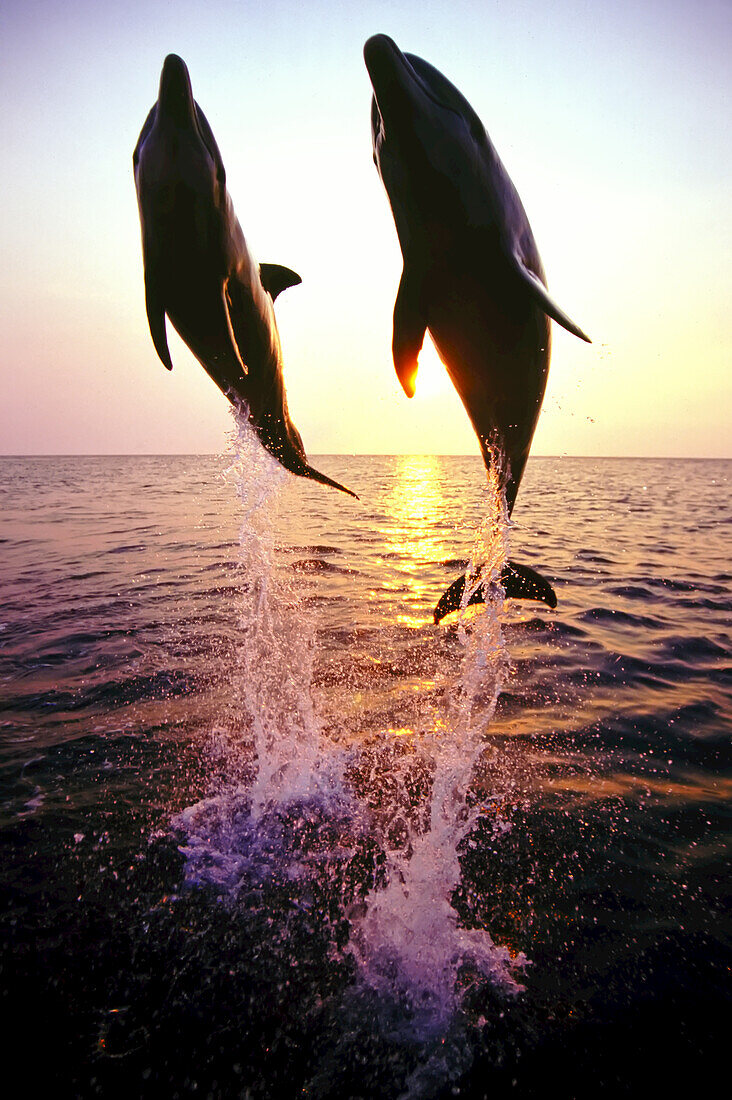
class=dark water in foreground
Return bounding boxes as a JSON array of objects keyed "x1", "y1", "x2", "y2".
[{"x1": 1, "y1": 442, "x2": 730, "y2": 1097}]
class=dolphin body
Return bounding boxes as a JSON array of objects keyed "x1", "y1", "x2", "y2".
[
  {"x1": 133, "y1": 54, "x2": 356, "y2": 498},
  {"x1": 363, "y1": 35, "x2": 590, "y2": 621}
]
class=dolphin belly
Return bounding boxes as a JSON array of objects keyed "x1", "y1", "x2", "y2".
[{"x1": 428, "y1": 278, "x2": 551, "y2": 513}]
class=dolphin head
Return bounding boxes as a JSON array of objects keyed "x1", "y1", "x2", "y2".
[
  {"x1": 364, "y1": 35, "x2": 488, "y2": 168},
  {"x1": 133, "y1": 53, "x2": 227, "y2": 216},
  {"x1": 363, "y1": 35, "x2": 499, "y2": 244},
  {"x1": 157, "y1": 54, "x2": 198, "y2": 128}
]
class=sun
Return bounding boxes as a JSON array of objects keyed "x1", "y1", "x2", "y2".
[{"x1": 413, "y1": 337, "x2": 451, "y2": 399}]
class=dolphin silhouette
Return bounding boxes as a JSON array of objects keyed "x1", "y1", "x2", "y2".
[
  {"x1": 133, "y1": 54, "x2": 356, "y2": 498},
  {"x1": 363, "y1": 35, "x2": 590, "y2": 620}
]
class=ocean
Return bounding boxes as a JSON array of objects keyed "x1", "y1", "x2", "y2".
[{"x1": 1, "y1": 435, "x2": 729, "y2": 1097}]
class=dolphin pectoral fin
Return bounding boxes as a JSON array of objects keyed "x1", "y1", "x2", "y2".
[
  {"x1": 144, "y1": 271, "x2": 173, "y2": 370},
  {"x1": 433, "y1": 560, "x2": 557, "y2": 623},
  {"x1": 222, "y1": 280, "x2": 249, "y2": 377},
  {"x1": 502, "y1": 560, "x2": 557, "y2": 608},
  {"x1": 259, "y1": 263, "x2": 302, "y2": 301},
  {"x1": 393, "y1": 268, "x2": 427, "y2": 398},
  {"x1": 513, "y1": 257, "x2": 591, "y2": 343}
]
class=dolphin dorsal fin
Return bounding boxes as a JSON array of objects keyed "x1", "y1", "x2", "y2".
[
  {"x1": 259, "y1": 264, "x2": 302, "y2": 301},
  {"x1": 513, "y1": 255, "x2": 591, "y2": 343}
]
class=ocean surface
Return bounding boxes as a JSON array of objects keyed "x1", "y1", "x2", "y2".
[{"x1": 1, "y1": 438, "x2": 730, "y2": 1097}]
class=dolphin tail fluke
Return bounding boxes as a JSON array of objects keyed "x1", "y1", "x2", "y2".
[
  {"x1": 502, "y1": 561, "x2": 558, "y2": 608},
  {"x1": 433, "y1": 560, "x2": 557, "y2": 623},
  {"x1": 512, "y1": 256, "x2": 591, "y2": 343},
  {"x1": 300, "y1": 461, "x2": 359, "y2": 499},
  {"x1": 433, "y1": 572, "x2": 471, "y2": 623}
]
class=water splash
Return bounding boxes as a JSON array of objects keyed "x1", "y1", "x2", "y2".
[
  {"x1": 349, "y1": 457, "x2": 524, "y2": 1024},
  {"x1": 174, "y1": 409, "x2": 329, "y2": 887},
  {"x1": 223, "y1": 409, "x2": 323, "y2": 817},
  {"x1": 175, "y1": 437, "x2": 524, "y2": 1034}
]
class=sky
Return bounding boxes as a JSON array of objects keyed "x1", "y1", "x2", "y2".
[{"x1": 0, "y1": 0, "x2": 729, "y2": 457}]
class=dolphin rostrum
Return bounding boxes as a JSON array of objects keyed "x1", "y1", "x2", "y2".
[
  {"x1": 133, "y1": 54, "x2": 356, "y2": 498},
  {"x1": 363, "y1": 35, "x2": 590, "y2": 620}
]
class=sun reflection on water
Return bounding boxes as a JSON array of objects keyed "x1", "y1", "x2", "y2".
[{"x1": 380, "y1": 455, "x2": 455, "y2": 628}]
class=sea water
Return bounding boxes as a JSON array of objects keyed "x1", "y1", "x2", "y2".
[{"x1": 1, "y1": 438, "x2": 729, "y2": 1096}]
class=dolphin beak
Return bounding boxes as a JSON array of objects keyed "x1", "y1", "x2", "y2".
[
  {"x1": 363, "y1": 34, "x2": 401, "y2": 74},
  {"x1": 363, "y1": 35, "x2": 416, "y2": 134},
  {"x1": 158, "y1": 54, "x2": 197, "y2": 125}
]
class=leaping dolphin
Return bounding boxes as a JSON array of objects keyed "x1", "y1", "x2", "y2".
[
  {"x1": 133, "y1": 54, "x2": 356, "y2": 498},
  {"x1": 363, "y1": 35, "x2": 590, "y2": 620}
]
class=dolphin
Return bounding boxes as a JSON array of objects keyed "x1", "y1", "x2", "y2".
[
  {"x1": 363, "y1": 35, "x2": 590, "y2": 621},
  {"x1": 133, "y1": 54, "x2": 356, "y2": 498}
]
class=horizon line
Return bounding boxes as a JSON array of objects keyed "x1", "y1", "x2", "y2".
[{"x1": 2, "y1": 453, "x2": 730, "y2": 461}]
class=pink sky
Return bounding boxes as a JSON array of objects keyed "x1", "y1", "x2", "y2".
[{"x1": 1, "y1": 0, "x2": 729, "y2": 456}]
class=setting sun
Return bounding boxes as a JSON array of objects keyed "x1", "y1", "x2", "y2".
[{"x1": 412, "y1": 339, "x2": 453, "y2": 400}]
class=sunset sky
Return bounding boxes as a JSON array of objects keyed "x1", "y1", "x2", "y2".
[{"x1": 1, "y1": 0, "x2": 729, "y2": 457}]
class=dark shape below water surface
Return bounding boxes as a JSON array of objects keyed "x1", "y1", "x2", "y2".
[
  {"x1": 133, "y1": 54, "x2": 356, "y2": 498},
  {"x1": 363, "y1": 35, "x2": 590, "y2": 620}
]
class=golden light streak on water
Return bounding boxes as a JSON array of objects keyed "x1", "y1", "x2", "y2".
[{"x1": 382, "y1": 455, "x2": 453, "y2": 628}]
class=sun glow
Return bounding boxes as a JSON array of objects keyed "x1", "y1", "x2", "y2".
[{"x1": 413, "y1": 338, "x2": 452, "y2": 399}]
